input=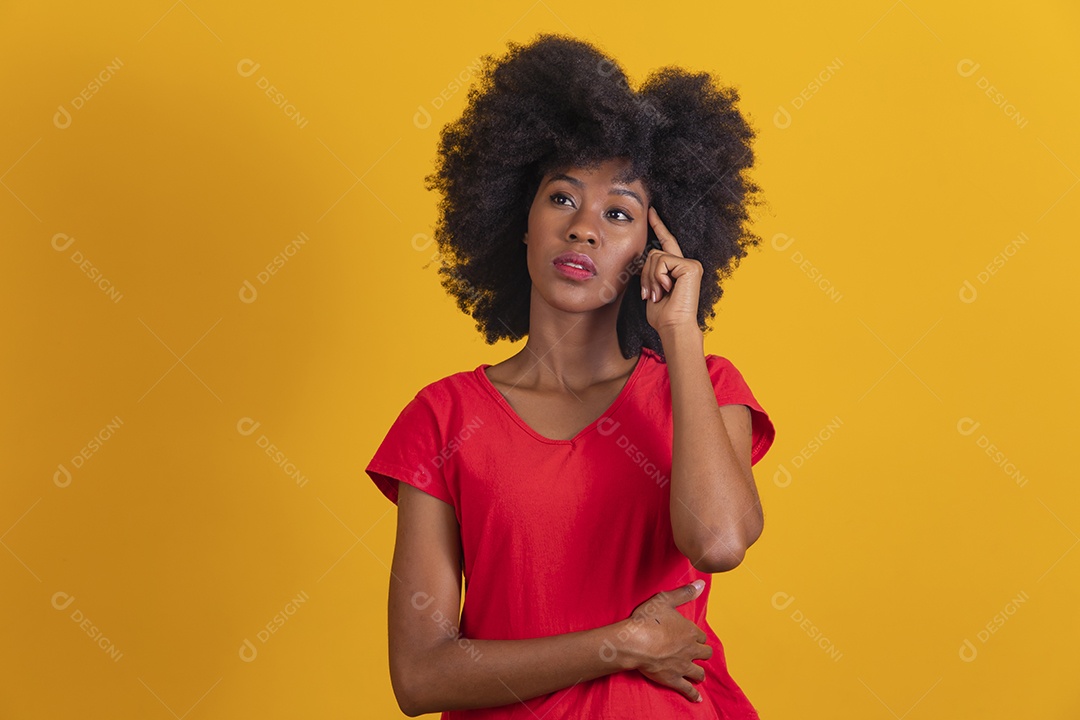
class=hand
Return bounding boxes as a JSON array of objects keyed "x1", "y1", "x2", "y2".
[
  {"x1": 640, "y1": 207, "x2": 702, "y2": 335},
  {"x1": 619, "y1": 581, "x2": 713, "y2": 704}
]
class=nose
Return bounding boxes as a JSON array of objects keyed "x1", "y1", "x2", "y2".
[{"x1": 566, "y1": 210, "x2": 599, "y2": 246}]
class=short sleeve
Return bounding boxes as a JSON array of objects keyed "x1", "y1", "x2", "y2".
[
  {"x1": 706, "y1": 354, "x2": 776, "y2": 466},
  {"x1": 365, "y1": 392, "x2": 455, "y2": 507}
]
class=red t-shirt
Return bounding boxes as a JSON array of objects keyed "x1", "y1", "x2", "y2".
[{"x1": 366, "y1": 345, "x2": 776, "y2": 719}]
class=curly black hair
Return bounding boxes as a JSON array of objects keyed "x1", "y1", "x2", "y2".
[{"x1": 424, "y1": 33, "x2": 765, "y2": 360}]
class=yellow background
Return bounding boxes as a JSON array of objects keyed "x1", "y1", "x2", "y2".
[{"x1": 2, "y1": 1, "x2": 1077, "y2": 717}]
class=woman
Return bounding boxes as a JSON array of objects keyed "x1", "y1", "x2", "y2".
[{"x1": 366, "y1": 33, "x2": 776, "y2": 719}]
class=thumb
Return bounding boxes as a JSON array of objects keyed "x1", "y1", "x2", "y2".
[{"x1": 669, "y1": 579, "x2": 705, "y2": 606}]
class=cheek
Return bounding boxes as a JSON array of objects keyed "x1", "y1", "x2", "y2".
[
  {"x1": 623, "y1": 222, "x2": 647, "y2": 251},
  {"x1": 524, "y1": 210, "x2": 546, "y2": 244},
  {"x1": 623, "y1": 230, "x2": 648, "y2": 264},
  {"x1": 605, "y1": 247, "x2": 646, "y2": 286}
]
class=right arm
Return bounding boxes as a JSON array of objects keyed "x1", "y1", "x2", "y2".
[{"x1": 388, "y1": 482, "x2": 711, "y2": 716}]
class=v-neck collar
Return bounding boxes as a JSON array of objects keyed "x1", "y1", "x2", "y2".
[{"x1": 474, "y1": 347, "x2": 655, "y2": 445}]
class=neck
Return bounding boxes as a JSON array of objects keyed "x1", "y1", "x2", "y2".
[{"x1": 510, "y1": 286, "x2": 639, "y2": 391}]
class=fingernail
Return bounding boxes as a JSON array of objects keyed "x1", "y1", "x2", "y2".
[
  {"x1": 692, "y1": 579, "x2": 704, "y2": 591},
  {"x1": 641, "y1": 286, "x2": 647, "y2": 300}
]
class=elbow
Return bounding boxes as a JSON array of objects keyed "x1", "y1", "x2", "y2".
[
  {"x1": 391, "y1": 677, "x2": 422, "y2": 717},
  {"x1": 398, "y1": 702, "x2": 422, "y2": 718},
  {"x1": 684, "y1": 527, "x2": 760, "y2": 574},
  {"x1": 678, "y1": 509, "x2": 764, "y2": 574},
  {"x1": 691, "y1": 545, "x2": 747, "y2": 574},
  {"x1": 397, "y1": 695, "x2": 422, "y2": 718},
  {"x1": 393, "y1": 680, "x2": 429, "y2": 718},
  {"x1": 391, "y1": 657, "x2": 431, "y2": 717}
]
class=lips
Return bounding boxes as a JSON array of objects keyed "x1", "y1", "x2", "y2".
[{"x1": 552, "y1": 252, "x2": 597, "y2": 276}]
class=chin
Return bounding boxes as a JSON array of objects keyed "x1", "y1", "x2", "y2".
[{"x1": 541, "y1": 286, "x2": 623, "y2": 312}]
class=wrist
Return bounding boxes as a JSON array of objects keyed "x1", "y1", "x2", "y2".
[
  {"x1": 601, "y1": 618, "x2": 644, "y2": 672},
  {"x1": 658, "y1": 324, "x2": 704, "y2": 350}
]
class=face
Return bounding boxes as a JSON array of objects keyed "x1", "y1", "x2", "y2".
[{"x1": 524, "y1": 157, "x2": 650, "y2": 310}]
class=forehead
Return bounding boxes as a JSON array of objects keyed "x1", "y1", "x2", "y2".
[{"x1": 546, "y1": 158, "x2": 646, "y2": 189}]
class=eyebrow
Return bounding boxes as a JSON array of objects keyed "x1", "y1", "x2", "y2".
[{"x1": 546, "y1": 173, "x2": 645, "y2": 208}]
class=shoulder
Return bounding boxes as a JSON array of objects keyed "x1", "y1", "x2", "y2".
[
  {"x1": 634, "y1": 346, "x2": 735, "y2": 385},
  {"x1": 413, "y1": 373, "x2": 457, "y2": 395},
  {"x1": 705, "y1": 353, "x2": 760, "y2": 395},
  {"x1": 411, "y1": 363, "x2": 481, "y2": 393},
  {"x1": 702, "y1": 353, "x2": 769, "y2": 417},
  {"x1": 637, "y1": 346, "x2": 731, "y2": 369},
  {"x1": 704, "y1": 352, "x2": 745, "y2": 378},
  {"x1": 637, "y1": 346, "x2": 742, "y2": 377},
  {"x1": 478, "y1": 357, "x2": 517, "y2": 392},
  {"x1": 410, "y1": 364, "x2": 488, "y2": 411}
]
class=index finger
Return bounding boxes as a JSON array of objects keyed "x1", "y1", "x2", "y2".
[{"x1": 648, "y1": 207, "x2": 684, "y2": 258}]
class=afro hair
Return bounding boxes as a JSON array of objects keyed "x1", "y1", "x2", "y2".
[{"x1": 424, "y1": 33, "x2": 765, "y2": 360}]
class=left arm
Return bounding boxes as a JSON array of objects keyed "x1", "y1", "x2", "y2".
[
  {"x1": 662, "y1": 326, "x2": 763, "y2": 574},
  {"x1": 641, "y1": 205, "x2": 764, "y2": 573}
]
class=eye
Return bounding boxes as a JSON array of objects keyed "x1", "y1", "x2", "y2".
[
  {"x1": 550, "y1": 192, "x2": 574, "y2": 206},
  {"x1": 607, "y1": 208, "x2": 633, "y2": 221}
]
